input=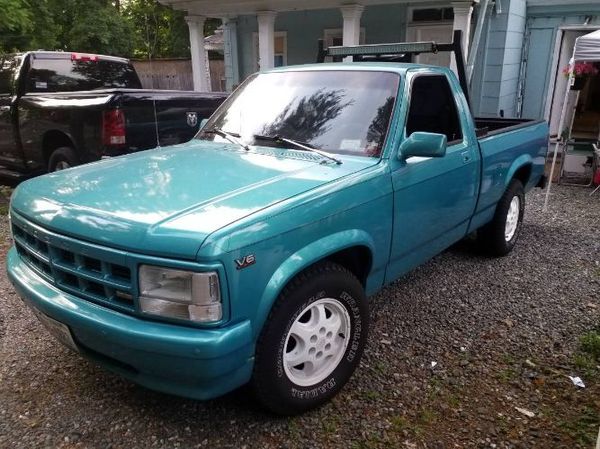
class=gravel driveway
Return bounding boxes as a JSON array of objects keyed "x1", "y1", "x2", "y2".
[{"x1": 1, "y1": 185, "x2": 599, "y2": 449}]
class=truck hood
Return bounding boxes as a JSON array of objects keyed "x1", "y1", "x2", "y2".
[{"x1": 11, "y1": 141, "x2": 374, "y2": 259}]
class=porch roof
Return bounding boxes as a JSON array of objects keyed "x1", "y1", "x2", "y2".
[{"x1": 159, "y1": 0, "x2": 436, "y2": 17}]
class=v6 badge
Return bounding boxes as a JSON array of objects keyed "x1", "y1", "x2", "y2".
[{"x1": 235, "y1": 254, "x2": 256, "y2": 270}]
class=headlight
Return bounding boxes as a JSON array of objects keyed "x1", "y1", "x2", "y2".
[{"x1": 138, "y1": 265, "x2": 222, "y2": 323}]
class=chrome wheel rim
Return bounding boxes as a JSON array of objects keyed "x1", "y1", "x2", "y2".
[
  {"x1": 283, "y1": 298, "x2": 351, "y2": 387},
  {"x1": 55, "y1": 161, "x2": 70, "y2": 171},
  {"x1": 504, "y1": 196, "x2": 520, "y2": 241}
]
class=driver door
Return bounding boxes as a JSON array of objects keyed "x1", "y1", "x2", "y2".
[{"x1": 386, "y1": 71, "x2": 480, "y2": 282}]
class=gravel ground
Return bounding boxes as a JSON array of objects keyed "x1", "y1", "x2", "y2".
[{"x1": 1, "y1": 184, "x2": 599, "y2": 449}]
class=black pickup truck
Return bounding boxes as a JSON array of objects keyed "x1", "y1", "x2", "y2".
[{"x1": 0, "y1": 51, "x2": 227, "y2": 175}]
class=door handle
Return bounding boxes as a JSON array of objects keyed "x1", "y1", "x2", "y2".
[
  {"x1": 0, "y1": 105, "x2": 10, "y2": 112},
  {"x1": 460, "y1": 150, "x2": 471, "y2": 164}
]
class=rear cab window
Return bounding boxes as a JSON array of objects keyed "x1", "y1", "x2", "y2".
[
  {"x1": 405, "y1": 73, "x2": 463, "y2": 145},
  {"x1": 25, "y1": 54, "x2": 142, "y2": 93}
]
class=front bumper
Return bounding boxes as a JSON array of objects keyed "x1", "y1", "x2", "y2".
[{"x1": 7, "y1": 247, "x2": 255, "y2": 400}]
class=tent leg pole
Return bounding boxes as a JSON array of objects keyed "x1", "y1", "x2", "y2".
[{"x1": 543, "y1": 141, "x2": 562, "y2": 212}]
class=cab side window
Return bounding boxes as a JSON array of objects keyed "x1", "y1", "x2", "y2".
[{"x1": 406, "y1": 74, "x2": 463, "y2": 144}]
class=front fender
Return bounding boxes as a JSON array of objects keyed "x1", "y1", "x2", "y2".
[{"x1": 252, "y1": 229, "x2": 375, "y2": 337}]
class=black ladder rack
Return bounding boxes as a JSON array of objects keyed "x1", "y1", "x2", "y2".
[{"x1": 317, "y1": 30, "x2": 470, "y2": 107}]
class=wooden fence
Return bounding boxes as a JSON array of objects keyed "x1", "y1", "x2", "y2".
[{"x1": 132, "y1": 58, "x2": 225, "y2": 92}]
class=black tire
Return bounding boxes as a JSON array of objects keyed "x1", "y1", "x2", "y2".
[
  {"x1": 252, "y1": 261, "x2": 369, "y2": 415},
  {"x1": 48, "y1": 147, "x2": 79, "y2": 172},
  {"x1": 477, "y1": 179, "x2": 525, "y2": 256}
]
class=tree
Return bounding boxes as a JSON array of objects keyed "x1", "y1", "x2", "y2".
[
  {"x1": 123, "y1": 0, "x2": 190, "y2": 59},
  {"x1": 0, "y1": 0, "x2": 219, "y2": 58},
  {"x1": 0, "y1": 0, "x2": 32, "y2": 52},
  {"x1": 122, "y1": 0, "x2": 221, "y2": 60},
  {"x1": 66, "y1": 2, "x2": 134, "y2": 55}
]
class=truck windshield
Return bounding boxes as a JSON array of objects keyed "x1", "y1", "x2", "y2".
[
  {"x1": 199, "y1": 70, "x2": 399, "y2": 158},
  {"x1": 26, "y1": 57, "x2": 142, "y2": 92}
]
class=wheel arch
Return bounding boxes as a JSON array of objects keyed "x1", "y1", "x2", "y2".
[
  {"x1": 42, "y1": 130, "x2": 76, "y2": 167},
  {"x1": 505, "y1": 155, "x2": 533, "y2": 189},
  {"x1": 253, "y1": 230, "x2": 375, "y2": 338}
]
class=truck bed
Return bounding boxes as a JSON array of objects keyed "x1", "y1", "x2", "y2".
[{"x1": 474, "y1": 117, "x2": 544, "y2": 138}]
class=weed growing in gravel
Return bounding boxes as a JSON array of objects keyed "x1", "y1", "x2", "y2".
[
  {"x1": 558, "y1": 406, "x2": 599, "y2": 447},
  {"x1": 363, "y1": 390, "x2": 381, "y2": 401},
  {"x1": 580, "y1": 330, "x2": 600, "y2": 360},
  {"x1": 574, "y1": 329, "x2": 600, "y2": 377},
  {"x1": 496, "y1": 367, "x2": 517, "y2": 382}
]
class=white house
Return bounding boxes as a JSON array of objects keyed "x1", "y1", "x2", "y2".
[{"x1": 159, "y1": 0, "x2": 600, "y2": 134}]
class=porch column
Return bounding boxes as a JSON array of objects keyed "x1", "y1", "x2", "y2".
[
  {"x1": 340, "y1": 4, "x2": 364, "y2": 45},
  {"x1": 222, "y1": 17, "x2": 240, "y2": 91},
  {"x1": 450, "y1": 1, "x2": 474, "y2": 74},
  {"x1": 186, "y1": 15, "x2": 210, "y2": 91},
  {"x1": 257, "y1": 11, "x2": 277, "y2": 70}
]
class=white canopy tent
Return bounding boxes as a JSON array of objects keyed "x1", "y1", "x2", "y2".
[{"x1": 544, "y1": 29, "x2": 600, "y2": 210}]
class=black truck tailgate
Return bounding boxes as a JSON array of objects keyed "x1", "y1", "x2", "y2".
[{"x1": 117, "y1": 90, "x2": 228, "y2": 151}]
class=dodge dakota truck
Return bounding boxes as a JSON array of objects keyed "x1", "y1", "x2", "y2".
[
  {"x1": 7, "y1": 42, "x2": 548, "y2": 415},
  {"x1": 0, "y1": 51, "x2": 226, "y2": 175}
]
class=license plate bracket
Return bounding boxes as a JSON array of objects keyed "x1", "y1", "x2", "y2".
[{"x1": 31, "y1": 308, "x2": 79, "y2": 352}]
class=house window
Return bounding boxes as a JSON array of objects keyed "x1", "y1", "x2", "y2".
[
  {"x1": 274, "y1": 34, "x2": 286, "y2": 67},
  {"x1": 323, "y1": 28, "x2": 366, "y2": 48},
  {"x1": 412, "y1": 7, "x2": 454, "y2": 22},
  {"x1": 323, "y1": 28, "x2": 366, "y2": 62},
  {"x1": 252, "y1": 32, "x2": 287, "y2": 71}
]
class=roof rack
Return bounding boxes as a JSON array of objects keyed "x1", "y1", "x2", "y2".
[{"x1": 317, "y1": 30, "x2": 470, "y2": 106}]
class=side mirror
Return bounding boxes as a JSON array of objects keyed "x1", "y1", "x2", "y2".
[
  {"x1": 199, "y1": 118, "x2": 209, "y2": 130},
  {"x1": 399, "y1": 132, "x2": 447, "y2": 159}
]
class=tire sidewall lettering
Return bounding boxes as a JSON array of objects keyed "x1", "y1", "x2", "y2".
[{"x1": 278, "y1": 287, "x2": 361, "y2": 399}]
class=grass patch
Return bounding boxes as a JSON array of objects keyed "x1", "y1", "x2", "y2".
[
  {"x1": 557, "y1": 406, "x2": 600, "y2": 447},
  {"x1": 580, "y1": 331, "x2": 600, "y2": 361},
  {"x1": 390, "y1": 415, "x2": 409, "y2": 433},
  {"x1": 446, "y1": 393, "x2": 461, "y2": 408},
  {"x1": 573, "y1": 329, "x2": 600, "y2": 377},
  {"x1": 363, "y1": 390, "x2": 381, "y2": 401},
  {"x1": 496, "y1": 367, "x2": 517, "y2": 382},
  {"x1": 501, "y1": 353, "x2": 517, "y2": 364},
  {"x1": 388, "y1": 409, "x2": 438, "y2": 439}
]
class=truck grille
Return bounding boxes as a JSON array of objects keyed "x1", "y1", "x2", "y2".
[{"x1": 12, "y1": 218, "x2": 135, "y2": 313}]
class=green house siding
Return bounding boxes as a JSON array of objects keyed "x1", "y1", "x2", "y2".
[
  {"x1": 474, "y1": 0, "x2": 527, "y2": 118},
  {"x1": 236, "y1": 4, "x2": 407, "y2": 80},
  {"x1": 520, "y1": 4, "x2": 600, "y2": 120},
  {"x1": 233, "y1": 1, "x2": 600, "y2": 121}
]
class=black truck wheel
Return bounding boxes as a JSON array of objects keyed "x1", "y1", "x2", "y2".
[
  {"x1": 48, "y1": 147, "x2": 79, "y2": 172},
  {"x1": 477, "y1": 179, "x2": 525, "y2": 256},
  {"x1": 252, "y1": 261, "x2": 369, "y2": 415}
]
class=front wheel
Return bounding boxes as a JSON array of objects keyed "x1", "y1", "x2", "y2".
[
  {"x1": 477, "y1": 179, "x2": 525, "y2": 256},
  {"x1": 252, "y1": 262, "x2": 369, "y2": 415}
]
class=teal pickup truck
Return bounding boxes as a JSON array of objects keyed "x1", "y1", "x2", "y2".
[{"x1": 7, "y1": 59, "x2": 548, "y2": 414}]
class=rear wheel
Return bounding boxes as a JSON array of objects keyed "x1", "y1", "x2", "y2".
[
  {"x1": 48, "y1": 147, "x2": 78, "y2": 172},
  {"x1": 477, "y1": 179, "x2": 525, "y2": 256},
  {"x1": 252, "y1": 262, "x2": 369, "y2": 415}
]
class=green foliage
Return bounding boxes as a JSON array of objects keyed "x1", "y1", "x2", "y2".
[
  {"x1": 122, "y1": 0, "x2": 190, "y2": 59},
  {"x1": 580, "y1": 330, "x2": 600, "y2": 361},
  {"x1": 0, "y1": 0, "x2": 33, "y2": 52},
  {"x1": 67, "y1": 2, "x2": 134, "y2": 55},
  {"x1": 0, "y1": 0, "x2": 220, "y2": 58}
]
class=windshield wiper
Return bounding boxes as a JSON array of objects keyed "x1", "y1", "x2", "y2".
[
  {"x1": 253, "y1": 134, "x2": 342, "y2": 165},
  {"x1": 204, "y1": 127, "x2": 250, "y2": 151}
]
